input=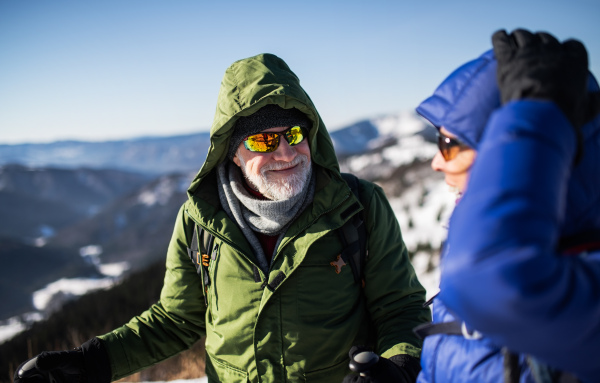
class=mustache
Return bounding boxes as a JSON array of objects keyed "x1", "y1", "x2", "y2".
[{"x1": 260, "y1": 154, "x2": 309, "y2": 174}]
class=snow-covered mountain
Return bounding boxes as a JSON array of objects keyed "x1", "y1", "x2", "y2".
[{"x1": 337, "y1": 111, "x2": 450, "y2": 298}]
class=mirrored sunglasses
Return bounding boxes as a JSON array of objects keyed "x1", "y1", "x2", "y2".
[
  {"x1": 243, "y1": 126, "x2": 307, "y2": 153},
  {"x1": 437, "y1": 131, "x2": 465, "y2": 161}
]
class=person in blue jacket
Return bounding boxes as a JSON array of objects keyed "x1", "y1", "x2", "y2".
[{"x1": 414, "y1": 29, "x2": 600, "y2": 383}]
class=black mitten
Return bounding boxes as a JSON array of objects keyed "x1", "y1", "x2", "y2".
[
  {"x1": 14, "y1": 338, "x2": 111, "y2": 383},
  {"x1": 342, "y1": 346, "x2": 421, "y2": 383},
  {"x1": 492, "y1": 28, "x2": 590, "y2": 128}
]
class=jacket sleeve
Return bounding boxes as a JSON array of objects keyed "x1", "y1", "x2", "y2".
[
  {"x1": 362, "y1": 181, "x2": 431, "y2": 359},
  {"x1": 98, "y1": 204, "x2": 206, "y2": 381},
  {"x1": 439, "y1": 100, "x2": 600, "y2": 380}
]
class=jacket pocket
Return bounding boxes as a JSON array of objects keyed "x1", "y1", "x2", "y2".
[{"x1": 205, "y1": 352, "x2": 249, "y2": 383}]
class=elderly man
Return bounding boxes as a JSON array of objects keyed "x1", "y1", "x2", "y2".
[{"x1": 15, "y1": 53, "x2": 430, "y2": 383}]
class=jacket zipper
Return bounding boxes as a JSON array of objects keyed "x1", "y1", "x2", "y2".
[{"x1": 211, "y1": 243, "x2": 220, "y2": 310}]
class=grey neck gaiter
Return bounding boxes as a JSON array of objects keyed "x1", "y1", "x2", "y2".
[{"x1": 217, "y1": 161, "x2": 315, "y2": 272}]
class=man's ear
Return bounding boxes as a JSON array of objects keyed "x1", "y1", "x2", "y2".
[{"x1": 232, "y1": 149, "x2": 241, "y2": 167}]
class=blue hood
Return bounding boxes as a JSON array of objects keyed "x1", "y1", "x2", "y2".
[
  {"x1": 416, "y1": 50, "x2": 500, "y2": 150},
  {"x1": 417, "y1": 49, "x2": 600, "y2": 237}
]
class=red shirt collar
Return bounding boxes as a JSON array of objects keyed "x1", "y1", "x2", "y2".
[{"x1": 243, "y1": 181, "x2": 268, "y2": 200}]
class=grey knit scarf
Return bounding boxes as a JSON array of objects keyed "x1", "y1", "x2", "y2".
[{"x1": 217, "y1": 161, "x2": 315, "y2": 272}]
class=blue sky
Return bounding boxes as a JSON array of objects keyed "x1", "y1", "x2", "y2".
[{"x1": 1, "y1": 0, "x2": 599, "y2": 144}]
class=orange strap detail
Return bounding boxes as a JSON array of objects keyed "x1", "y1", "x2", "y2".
[{"x1": 201, "y1": 253, "x2": 210, "y2": 267}]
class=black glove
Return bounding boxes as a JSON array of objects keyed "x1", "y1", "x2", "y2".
[
  {"x1": 342, "y1": 346, "x2": 421, "y2": 383},
  {"x1": 15, "y1": 349, "x2": 84, "y2": 383},
  {"x1": 492, "y1": 28, "x2": 590, "y2": 128},
  {"x1": 14, "y1": 338, "x2": 111, "y2": 383}
]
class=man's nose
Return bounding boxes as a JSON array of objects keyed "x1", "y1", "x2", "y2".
[{"x1": 273, "y1": 137, "x2": 296, "y2": 161}]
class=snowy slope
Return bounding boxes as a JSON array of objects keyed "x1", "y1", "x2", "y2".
[{"x1": 338, "y1": 111, "x2": 451, "y2": 300}]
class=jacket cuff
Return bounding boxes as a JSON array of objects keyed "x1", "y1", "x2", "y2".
[
  {"x1": 380, "y1": 342, "x2": 421, "y2": 359},
  {"x1": 81, "y1": 337, "x2": 112, "y2": 383},
  {"x1": 389, "y1": 354, "x2": 422, "y2": 382}
]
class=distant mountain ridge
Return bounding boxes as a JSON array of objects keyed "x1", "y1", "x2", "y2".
[
  {"x1": 0, "y1": 112, "x2": 431, "y2": 174},
  {"x1": 0, "y1": 133, "x2": 211, "y2": 175}
]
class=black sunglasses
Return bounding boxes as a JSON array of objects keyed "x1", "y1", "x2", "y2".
[{"x1": 437, "y1": 131, "x2": 465, "y2": 161}]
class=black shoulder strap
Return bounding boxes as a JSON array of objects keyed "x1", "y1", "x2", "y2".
[
  {"x1": 558, "y1": 230, "x2": 600, "y2": 255},
  {"x1": 186, "y1": 224, "x2": 200, "y2": 273},
  {"x1": 187, "y1": 224, "x2": 214, "y2": 306},
  {"x1": 339, "y1": 173, "x2": 368, "y2": 286}
]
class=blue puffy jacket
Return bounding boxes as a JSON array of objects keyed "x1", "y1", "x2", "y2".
[{"x1": 416, "y1": 49, "x2": 600, "y2": 383}]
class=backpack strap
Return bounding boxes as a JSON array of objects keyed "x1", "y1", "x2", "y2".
[
  {"x1": 413, "y1": 320, "x2": 482, "y2": 340},
  {"x1": 187, "y1": 224, "x2": 214, "y2": 306},
  {"x1": 502, "y1": 348, "x2": 521, "y2": 383},
  {"x1": 339, "y1": 173, "x2": 368, "y2": 286},
  {"x1": 413, "y1": 321, "x2": 463, "y2": 338},
  {"x1": 558, "y1": 230, "x2": 600, "y2": 256}
]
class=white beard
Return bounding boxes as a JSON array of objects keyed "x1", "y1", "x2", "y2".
[{"x1": 238, "y1": 153, "x2": 311, "y2": 201}]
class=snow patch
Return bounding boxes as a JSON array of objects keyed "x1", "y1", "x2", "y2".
[
  {"x1": 0, "y1": 312, "x2": 44, "y2": 343},
  {"x1": 34, "y1": 225, "x2": 56, "y2": 246},
  {"x1": 99, "y1": 262, "x2": 130, "y2": 277},
  {"x1": 372, "y1": 111, "x2": 425, "y2": 137},
  {"x1": 391, "y1": 179, "x2": 455, "y2": 253},
  {"x1": 34, "y1": 237, "x2": 47, "y2": 247},
  {"x1": 390, "y1": 178, "x2": 453, "y2": 299},
  {"x1": 80, "y1": 245, "x2": 102, "y2": 257},
  {"x1": 138, "y1": 177, "x2": 176, "y2": 206},
  {"x1": 80, "y1": 245, "x2": 102, "y2": 267},
  {"x1": 33, "y1": 278, "x2": 117, "y2": 312},
  {"x1": 411, "y1": 251, "x2": 441, "y2": 301},
  {"x1": 0, "y1": 318, "x2": 26, "y2": 344},
  {"x1": 381, "y1": 135, "x2": 437, "y2": 167}
]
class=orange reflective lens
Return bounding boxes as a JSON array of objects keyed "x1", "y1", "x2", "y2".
[
  {"x1": 437, "y1": 131, "x2": 464, "y2": 161},
  {"x1": 244, "y1": 126, "x2": 307, "y2": 153}
]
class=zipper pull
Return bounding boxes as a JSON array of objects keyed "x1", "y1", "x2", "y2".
[{"x1": 211, "y1": 243, "x2": 219, "y2": 261}]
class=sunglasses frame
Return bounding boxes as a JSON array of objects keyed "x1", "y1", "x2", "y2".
[
  {"x1": 243, "y1": 126, "x2": 308, "y2": 153},
  {"x1": 437, "y1": 131, "x2": 465, "y2": 161}
]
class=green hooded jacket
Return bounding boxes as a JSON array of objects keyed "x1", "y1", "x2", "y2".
[{"x1": 98, "y1": 53, "x2": 430, "y2": 382}]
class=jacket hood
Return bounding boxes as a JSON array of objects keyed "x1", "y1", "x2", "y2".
[
  {"x1": 188, "y1": 53, "x2": 339, "y2": 195},
  {"x1": 418, "y1": 48, "x2": 600, "y2": 239},
  {"x1": 416, "y1": 50, "x2": 500, "y2": 150}
]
